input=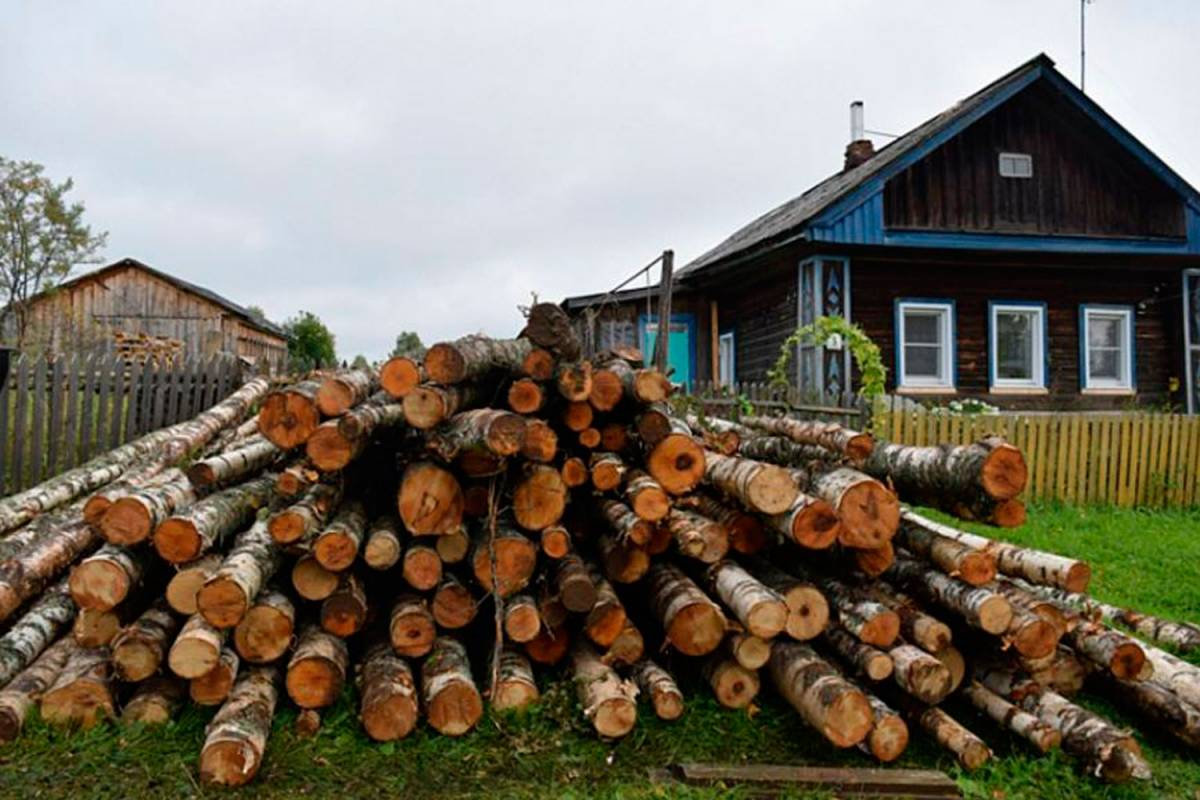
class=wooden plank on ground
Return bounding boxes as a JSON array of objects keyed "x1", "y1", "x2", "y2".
[{"x1": 652, "y1": 764, "x2": 961, "y2": 799}]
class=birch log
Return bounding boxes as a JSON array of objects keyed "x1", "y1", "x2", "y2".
[
  {"x1": 197, "y1": 520, "x2": 280, "y2": 628},
  {"x1": 101, "y1": 473, "x2": 197, "y2": 545},
  {"x1": 111, "y1": 600, "x2": 180, "y2": 682},
  {"x1": 187, "y1": 436, "x2": 281, "y2": 489},
  {"x1": 122, "y1": 676, "x2": 185, "y2": 726},
  {"x1": 0, "y1": 636, "x2": 74, "y2": 741},
  {"x1": 702, "y1": 451, "x2": 798, "y2": 514},
  {"x1": 647, "y1": 563, "x2": 727, "y2": 656},
  {"x1": 359, "y1": 641, "x2": 419, "y2": 740},
  {"x1": 572, "y1": 640, "x2": 637, "y2": 737},
  {"x1": 234, "y1": 590, "x2": 295, "y2": 664},
  {"x1": 0, "y1": 578, "x2": 76, "y2": 687},
  {"x1": 706, "y1": 560, "x2": 788, "y2": 639},
  {"x1": 422, "y1": 637, "x2": 483, "y2": 736},
  {"x1": 198, "y1": 666, "x2": 280, "y2": 787},
  {"x1": 153, "y1": 475, "x2": 274, "y2": 564},
  {"x1": 40, "y1": 645, "x2": 115, "y2": 728},
  {"x1": 286, "y1": 626, "x2": 349, "y2": 709},
  {"x1": 768, "y1": 641, "x2": 872, "y2": 747},
  {"x1": 490, "y1": 647, "x2": 540, "y2": 713},
  {"x1": 741, "y1": 416, "x2": 874, "y2": 462},
  {"x1": 632, "y1": 659, "x2": 683, "y2": 721}
]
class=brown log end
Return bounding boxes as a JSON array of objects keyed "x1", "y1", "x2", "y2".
[
  {"x1": 513, "y1": 469, "x2": 567, "y2": 531},
  {"x1": 586, "y1": 604, "x2": 627, "y2": 649},
  {"x1": 1109, "y1": 641, "x2": 1147, "y2": 680},
  {"x1": 423, "y1": 343, "x2": 466, "y2": 384},
  {"x1": 853, "y1": 542, "x2": 895, "y2": 578},
  {"x1": 432, "y1": 584, "x2": 477, "y2": 630},
  {"x1": 728, "y1": 515, "x2": 768, "y2": 555},
  {"x1": 786, "y1": 587, "x2": 830, "y2": 641},
  {"x1": 522, "y1": 347, "x2": 555, "y2": 381},
  {"x1": 835, "y1": 481, "x2": 900, "y2": 549},
  {"x1": 380, "y1": 356, "x2": 422, "y2": 398},
  {"x1": 314, "y1": 532, "x2": 358, "y2": 573},
  {"x1": 316, "y1": 379, "x2": 356, "y2": 417},
  {"x1": 321, "y1": 595, "x2": 367, "y2": 638},
  {"x1": 845, "y1": 433, "x2": 876, "y2": 463},
  {"x1": 1010, "y1": 618, "x2": 1060, "y2": 660},
  {"x1": 592, "y1": 697, "x2": 637, "y2": 738},
  {"x1": 153, "y1": 519, "x2": 202, "y2": 564},
  {"x1": 602, "y1": 542, "x2": 650, "y2": 584},
  {"x1": 525, "y1": 626, "x2": 571, "y2": 665},
  {"x1": 629, "y1": 486, "x2": 670, "y2": 523},
  {"x1": 540, "y1": 526, "x2": 571, "y2": 559},
  {"x1": 556, "y1": 363, "x2": 593, "y2": 402},
  {"x1": 633, "y1": 370, "x2": 671, "y2": 404},
  {"x1": 989, "y1": 498, "x2": 1027, "y2": 529},
  {"x1": 578, "y1": 428, "x2": 601, "y2": 449},
  {"x1": 102, "y1": 498, "x2": 155, "y2": 545},
  {"x1": 599, "y1": 423, "x2": 629, "y2": 453},
  {"x1": 267, "y1": 511, "x2": 306, "y2": 545},
  {"x1": 190, "y1": 663, "x2": 237, "y2": 706},
  {"x1": 859, "y1": 610, "x2": 901, "y2": 649},
  {"x1": 867, "y1": 715, "x2": 910, "y2": 763},
  {"x1": 113, "y1": 642, "x2": 162, "y2": 683},
  {"x1": 591, "y1": 462, "x2": 623, "y2": 492},
  {"x1": 491, "y1": 680, "x2": 540, "y2": 713},
  {"x1": 588, "y1": 369, "x2": 623, "y2": 412},
  {"x1": 391, "y1": 614, "x2": 436, "y2": 658},
  {"x1": 397, "y1": 463, "x2": 465, "y2": 535},
  {"x1": 83, "y1": 495, "x2": 114, "y2": 527},
  {"x1": 186, "y1": 463, "x2": 217, "y2": 488},
  {"x1": 505, "y1": 605, "x2": 542, "y2": 643},
  {"x1": 792, "y1": 501, "x2": 841, "y2": 550},
  {"x1": 822, "y1": 689, "x2": 873, "y2": 749},
  {"x1": 710, "y1": 662, "x2": 760, "y2": 710},
  {"x1": 562, "y1": 401, "x2": 594, "y2": 433},
  {"x1": 956, "y1": 550, "x2": 997, "y2": 587},
  {"x1": 745, "y1": 600, "x2": 789, "y2": 640},
  {"x1": 666, "y1": 603, "x2": 726, "y2": 656},
  {"x1": 980, "y1": 443, "x2": 1029, "y2": 501},
  {"x1": 41, "y1": 684, "x2": 114, "y2": 730},
  {"x1": 403, "y1": 548, "x2": 444, "y2": 592},
  {"x1": 864, "y1": 652, "x2": 895, "y2": 682},
  {"x1": 306, "y1": 426, "x2": 356, "y2": 472},
  {"x1": 287, "y1": 659, "x2": 344, "y2": 708},
  {"x1": 69, "y1": 560, "x2": 130, "y2": 612},
  {"x1": 292, "y1": 558, "x2": 339, "y2": 601},
  {"x1": 747, "y1": 466, "x2": 800, "y2": 515},
  {"x1": 258, "y1": 391, "x2": 320, "y2": 449},
  {"x1": 169, "y1": 639, "x2": 220, "y2": 680},
  {"x1": 200, "y1": 741, "x2": 262, "y2": 787},
  {"x1": 521, "y1": 421, "x2": 558, "y2": 463},
  {"x1": 647, "y1": 434, "x2": 705, "y2": 496},
  {"x1": 401, "y1": 386, "x2": 450, "y2": 430},
  {"x1": 1064, "y1": 562, "x2": 1092, "y2": 594},
  {"x1": 507, "y1": 378, "x2": 544, "y2": 414},
  {"x1": 436, "y1": 529, "x2": 470, "y2": 564},
  {"x1": 197, "y1": 578, "x2": 250, "y2": 629},
  {"x1": 427, "y1": 683, "x2": 483, "y2": 736},
  {"x1": 235, "y1": 607, "x2": 294, "y2": 664},
  {"x1": 362, "y1": 695, "x2": 418, "y2": 741},
  {"x1": 978, "y1": 595, "x2": 1015, "y2": 636},
  {"x1": 560, "y1": 457, "x2": 589, "y2": 488}
]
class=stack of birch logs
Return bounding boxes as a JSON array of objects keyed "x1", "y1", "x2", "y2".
[{"x1": 0, "y1": 303, "x2": 1197, "y2": 790}]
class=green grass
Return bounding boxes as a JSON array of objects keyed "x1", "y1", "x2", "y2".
[{"x1": 3, "y1": 505, "x2": 1200, "y2": 800}]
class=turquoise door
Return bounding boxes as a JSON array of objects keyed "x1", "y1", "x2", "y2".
[{"x1": 641, "y1": 315, "x2": 694, "y2": 388}]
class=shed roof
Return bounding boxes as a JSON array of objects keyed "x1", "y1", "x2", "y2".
[{"x1": 45, "y1": 257, "x2": 286, "y2": 338}]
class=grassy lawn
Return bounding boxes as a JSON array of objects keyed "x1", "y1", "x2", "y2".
[{"x1": 2, "y1": 504, "x2": 1199, "y2": 800}]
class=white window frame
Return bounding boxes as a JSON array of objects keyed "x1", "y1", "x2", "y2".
[
  {"x1": 1081, "y1": 305, "x2": 1135, "y2": 392},
  {"x1": 989, "y1": 302, "x2": 1047, "y2": 392},
  {"x1": 717, "y1": 331, "x2": 735, "y2": 386},
  {"x1": 896, "y1": 300, "x2": 955, "y2": 391},
  {"x1": 998, "y1": 152, "x2": 1033, "y2": 178}
]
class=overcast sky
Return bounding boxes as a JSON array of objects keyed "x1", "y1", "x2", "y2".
[{"x1": 4, "y1": 2, "x2": 1198, "y2": 359}]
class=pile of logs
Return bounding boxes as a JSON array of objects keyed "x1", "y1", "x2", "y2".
[{"x1": 0, "y1": 302, "x2": 1197, "y2": 790}]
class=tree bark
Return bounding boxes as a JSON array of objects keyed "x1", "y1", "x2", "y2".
[
  {"x1": 512, "y1": 464, "x2": 567, "y2": 531},
  {"x1": 553, "y1": 553, "x2": 597, "y2": 613},
  {"x1": 197, "y1": 520, "x2": 279, "y2": 629},
  {"x1": 647, "y1": 563, "x2": 726, "y2": 656},
  {"x1": 598, "y1": 498, "x2": 653, "y2": 546},
  {"x1": 913, "y1": 706, "x2": 992, "y2": 771},
  {"x1": 312, "y1": 501, "x2": 367, "y2": 572},
  {"x1": 902, "y1": 509, "x2": 1091, "y2": 593},
  {"x1": 321, "y1": 572, "x2": 368, "y2": 637},
  {"x1": 187, "y1": 436, "x2": 281, "y2": 489},
  {"x1": 360, "y1": 640, "x2": 419, "y2": 740},
  {"x1": 1092, "y1": 669, "x2": 1200, "y2": 750},
  {"x1": 111, "y1": 600, "x2": 180, "y2": 682},
  {"x1": 286, "y1": 625, "x2": 348, "y2": 709},
  {"x1": 121, "y1": 675, "x2": 185, "y2": 726},
  {"x1": 101, "y1": 471, "x2": 197, "y2": 546},
  {"x1": 741, "y1": 416, "x2": 875, "y2": 462},
  {"x1": 706, "y1": 560, "x2": 788, "y2": 639},
  {"x1": 425, "y1": 335, "x2": 534, "y2": 384},
  {"x1": 258, "y1": 378, "x2": 323, "y2": 449},
  {"x1": 864, "y1": 436, "x2": 1027, "y2": 503},
  {"x1": 816, "y1": 576, "x2": 900, "y2": 648},
  {"x1": 337, "y1": 396, "x2": 405, "y2": 440},
  {"x1": 572, "y1": 640, "x2": 637, "y2": 737},
  {"x1": 597, "y1": 533, "x2": 649, "y2": 584},
  {"x1": 0, "y1": 519, "x2": 98, "y2": 623},
  {"x1": 520, "y1": 302, "x2": 582, "y2": 360},
  {"x1": 0, "y1": 636, "x2": 74, "y2": 741},
  {"x1": 198, "y1": 666, "x2": 280, "y2": 787},
  {"x1": 431, "y1": 573, "x2": 478, "y2": 630},
  {"x1": 768, "y1": 641, "x2": 872, "y2": 748},
  {"x1": 490, "y1": 646, "x2": 540, "y2": 713},
  {"x1": 316, "y1": 368, "x2": 376, "y2": 417},
  {"x1": 234, "y1": 589, "x2": 294, "y2": 664},
  {"x1": 889, "y1": 644, "x2": 953, "y2": 704},
  {"x1": 169, "y1": 613, "x2": 226, "y2": 679},
  {"x1": 403, "y1": 383, "x2": 479, "y2": 430},
  {"x1": 961, "y1": 680, "x2": 1061, "y2": 753},
  {"x1": 153, "y1": 474, "x2": 274, "y2": 564},
  {"x1": 887, "y1": 556, "x2": 1012, "y2": 635},
  {"x1": 428, "y1": 408, "x2": 527, "y2": 463},
  {"x1": 703, "y1": 656, "x2": 760, "y2": 709},
  {"x1": 268, "y1": 481, "x2": 341, "y2": 545},
  {"x1": 703, "y1": 451, "x2": 798, "y2": 515},
  {"x1": 0, "y1": 578, "x2": 76, "y2": 688},
  {"x1": 631, "y1": 659, "x2": 683, "y2": 721},
  {"x1": 622, "y1": 469, "x2": 670, "y2": 522},
  {"x1": 39, "y1": 645, "x2": 114, "y2": 729},
  {"x1": 1141, "y1": 645, "x2": 1200, "y2": 711},
  {"x1": 680, "y1": 494, "x2": 767, "y2": 555},
  {"x1": 666, "y1": 508, "x2": 729, "y2": 564},
  {"x1": 1065, "y1": 620, "x2": 1146, "y2": 680},
  {"x1": 380, "y1": 355, "x2": 423, "y2": 398},
  {"x1": 894, "y1": 522, "x2": 996, "y2": 586},
  {"x1": 423, "y1": 636, "x2": 483, "y2": 735},
  {"x1": 397, "y1": 461, "x2": 465, "y2": 536},
  {"x1": 824, "y1": 626, "x2": 893, "y2": 681},
  {"x1": 191, "y1": 647, "x2": 240, "y2": 706}
]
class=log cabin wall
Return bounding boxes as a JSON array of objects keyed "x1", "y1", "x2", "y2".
[
  {"x1": 849, "y1": 252, "x2": 1185, "y2": 409},
  {"x1": 882, "y1": 81, "x2": 1185, "y2": 239},
  {"x1": 710, "y1": 248, "x2": 800, "y2": 383}
]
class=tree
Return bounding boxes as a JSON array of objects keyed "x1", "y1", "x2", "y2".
[
  {"x1": 350, "y1": 354, "x2": 370, "y2": 370},
  {"x1": 390, "y1": 331, "x2": 425, "y2": 359},
  {"x1": 245, "y1": 305, "x2": 267, "y2": 322},
  {"x1": 0, "y1": 158, "x2": 108, "y2": 347},
  {"x1": 284, "y1": 311, "x2": 336, "y2": 372}
]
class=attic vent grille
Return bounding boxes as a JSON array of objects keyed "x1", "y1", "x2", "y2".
[{"x1": 998, "y1": 152, "x2": 1033, "y2": 179}]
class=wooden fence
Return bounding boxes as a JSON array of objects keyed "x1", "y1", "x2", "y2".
[
  {"x1": 685, "y1": 381, "x2": 869, "y2": 425},
  {"x1": 0, "y1": 353, "x2": 244, "y2": 495},
  {"x1": 872, "y1": 401, "x2": 1200, "y2": 509}
]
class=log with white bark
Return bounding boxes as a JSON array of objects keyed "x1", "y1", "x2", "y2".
[
  {"x1": 68, "y1": 543, "x2": 146, "y2": 612},
  {"x1": 286, "y1": 625, "x2": 349, "y2": 709},
  {"x1": 765, "y1": 490, "x2": 841, "y2": 550},
  {"x1": 744, "y1": 559, "x2": 830, "y2": 641},
  {"x1": 121, "y1": 676, "x2": 185, "y2": 726},
  {"x1": 666, "y1": 508, "x2": 729, "y2": 564},
  {"x1": 741, "y1": 416, "x2": 874, "y2": 462},
  {"x1": 360, "y1": 640, "x2": 419, "y2": 740},
  {"x1": 268, "y1": 482, "x2": 341, "y2": 545},
  {"x1": 0, "y1": 578, "x2": 75, "y2": 687},
  {"x1": 0, "y1": 636, "x2": 74, "y2": 741},
  {"x1": 153, "y1": 475, "x2": 274, "y2": 564},
  {"x1": 191, "y1": 646, "x2": 240, "y2": 705},
  {"x1": 702, "y1": 451, "x2": 798, "y2": 515},
  {"x1": 889, "y1": 644, "x2": 953, "y2": 704},
  {"x1": 424, "y1": 335, "x2": 534, "y2": 384},
  {"x1": 598, "y1": 498, "x2": 653, "y2": 547},
  {"x1": 1018, "y1": 581, "x2": 1200, "y2": 652},
  {"x1": 1091, "y1": 669, "x2": 1200, "y2": 750},
  {"x1": 428, "y1": 409, "x2": 527, "y2": 464},
  {"x1": 313, "y1": 501, "x2": 368, "y2": 572},
  {"x1": 422, "y1": 637, "x2": 483, "y2": 736},
  {"x1": 572, "y1": 640, "x2": 637, "y2": 737},
  {"x1": 859, "y1": 692, "x2": 909, "y2": 763},
  {"x1": 679, "y1": 494, "x2": 768, "y2": 555},
  {"x1": 703, "y1": 656, "x2": 760, "y2": 709},
  {"x1": 631, "y1": 659, "x2": 683, "y2": 721},
  {"x1": 647, "y1": 563, "x2": 727, "y2": 656},
  {"x1": 338, "y1": 397, "x2": 406, "y2": 440},
  {"x1": 887, "y1": 556, "x2": 1012, "y2": 635},
  {"x1": 961, "y1": 680, "x2": 1061, "y2": 753},
  {"x1": 1140, "y1": 645, "x2": 1200, "y2": 710},
  {"x1": 198, "y1": 666, "x2": 280, "y2": 787},
  {"x1": 913, "y1": 705, "x2": 992, "y2": 771},
  {"x1": 1065, "y1": 620, "x2": 1147, "y2": 681},
  {"x1": 490, "y1": 646, "x2": 540, "y2": 713},
  {"x1": 584, "y1": 567, "x2": 627, "y2": 648},
  {"x1": 864, "y1": 437, "x2": 1027, "y2": 504},
  {"x1": 187, "y1": 436, "x2": 281, "y2": 489},
  {"x1": 169, "y1": 614, "x2": 226, "y2": 679},
  {"x1": 768, "y1": 641, "x2": 872, "y2": 748},
  {"x1": 806, "y1": 466, "x2": 899, "y2": 549},
  {"x1": 100, "y1": 471, "x2": 196, "y2": 546},
  {"x1": 0, "y1": 519, "x2": 98, "y2": 622},
  {"x1": 706, "y1": 560, "x2": 788, "y2": 639},
  {"x1": 234, "y1": 589, "x2": 295, "y2": 664},
  {"x1": 316, "y1": 368, "x2": 376, "y2": 417},
  {"x1": 39, "y1": 645, "x2": 115, "y2": 728},
  {"x1": 903, "y1": 509, "x2": 1091, "y2": 593},
  {"x1": 111, "y1": 600, "x2": 180, "y2": 682},
  {"x1": 197, "y1": 520, "x2": 280, "y2": 629},
  {"x1": 894, "y1": 522, "x2": 996, "y2": 586},
  {"x1": 862, "y1": 583, "x2": 952, "y2": 655},
  {"x1": 823, "y1": 626, "x2": 894, "y2": 682}
]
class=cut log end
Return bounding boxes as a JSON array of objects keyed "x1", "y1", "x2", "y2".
[
  {"x1": 197, "y1": 578, "x2": 249, "y2": 629},
  {"x1": 362, "y1": 695, "x2": 419, "y2": 741},
  {"x1": 102, "y1": 499, "x2": 155, "y2": 545},
  {"x1": 69, "y1": 561, "x2": 130, "y2": 611},
  {"x1": 836, "y1": 481, "x2": 900, "y2": 549},
  {"x1": 423, "y1": 343, "x2": 467, "y2": 384},
  {"x1": 153, "y1": 519, "x2": 202, "y2": 564},
  {"x1": 990, "y1": 498, "x2": 1027, "y2": 529},
  {"x1": 1065, "y1": 562, "x2": 1093, "y2": 594},
  {"x1": 380, "y1": 356, "x2": 422, "y2": 398},
  {"x1": 199, "y1": 741, "x2": 261, "y2": 787},
  {"x1": 978, "y1": 594, "x2": 1015, "y2": 636},
  {"x1": 666, "y1": 603, "x2": 726, "y2": 656},
  {"x1": 648, "y1": 435, "x2": 705, "y2": 496},
  {"x1": 286, "y1": 660, "x2": 343, "y2": 709},
  {"x1": 235, "y1": 606, "x2": 294, "y2": 664},
  {"x1": 957, "y1": 551, "x2": 997, "y2": 587},
  {"x1": 427, "y1": 684, "x2": 483, "y2": 736},
  {"x1": 592, "y1": 697, "x2": 637, "y2": 738},
  {"x1": 258, "y1": 392, "x2": 321, "y2": 450},
  {"x1": 860, "y1": 611, "x2": 901, "y2": 649},
  {"x1": 867, "y1": 714, "x2": 909, "y2": 762},
  {"x1": 980, "y1": 444, "x2": 1029, "y2": 501},
  {"x1": 792, "y1": 501, "x2": 841, "y2": 550}
]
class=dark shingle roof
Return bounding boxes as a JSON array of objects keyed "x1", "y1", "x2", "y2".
[
  {"x1": 52, "y1": 258, "x2": 286, "y2": 338},
  {"x1": 678, "y1": 54, "x2": 1056, "y2": 277}
]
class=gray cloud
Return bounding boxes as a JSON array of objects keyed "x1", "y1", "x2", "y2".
[{"x1": 3, "y1": 1, "x2": 1198, "y2": 359}]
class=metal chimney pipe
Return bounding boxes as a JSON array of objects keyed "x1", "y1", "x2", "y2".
[{"x1": 850, "y1": 101, "x2": 864, "y2": 141}]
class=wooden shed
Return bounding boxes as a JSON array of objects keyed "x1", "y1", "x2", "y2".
[{"x1": 10, "y1": 258, "x2": 288, "y2": 371}]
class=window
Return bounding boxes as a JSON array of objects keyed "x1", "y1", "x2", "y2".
[
  {"x1": 998, "y1": 152, "x2": 1033, "y2": 178},
  {"x1": 1081, "y1": 306, "x2": 1135, "y2": 391},
  {"x1": 896, "y1": 300, "x2": 955, "y2": 390},
  {"x1": 718, "y1": 332, "x2": 735, "y2": 386},
  {"x1": 989, "y1": 302, "x2": 1046, "y2": 390}
]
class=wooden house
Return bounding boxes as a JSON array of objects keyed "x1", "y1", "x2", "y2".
[
  {"x1": 10, "y1": 257, "x2": 288, "y2": 371},
  {"x1": 563, "y1": 54, "x2": 1200, "y2": 411}
]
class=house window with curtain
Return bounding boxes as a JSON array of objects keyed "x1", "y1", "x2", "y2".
[
  {"x1": 1081, "y1": 305, "x2": 1135, "y2": 392},
  {"x1": 989, "y1": 302, "x2": 1046, "y2": 391},
  {"x1": 896, "y1": 299, "x2": 955, "y2": 391}
]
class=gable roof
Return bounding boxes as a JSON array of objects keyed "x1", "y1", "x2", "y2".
[
  {"x1": 47, "y1": 257, "x2": 286, "y2": 338},
  {"x1": 680, "y1": 53, "x2": 1200, "y2": 277}
]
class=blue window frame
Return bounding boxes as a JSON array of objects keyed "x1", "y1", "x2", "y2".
[
  {"x1": 1079, "y1": 304, "x2": 1136, "y2": 392},
  {"x1": 894, "y1": 298, "x2": 956, "y2": 390},
  {"x1": 988, "y1": 301, "x2": 1048, "y2": 391}
]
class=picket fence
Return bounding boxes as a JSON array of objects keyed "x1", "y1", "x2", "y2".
[{"x1": 0, "y1": 353, "x2": 244, "y2": 495}]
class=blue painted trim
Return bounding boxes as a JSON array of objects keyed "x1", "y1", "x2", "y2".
[
  {"x1": 1078, "y1": 304, "x2": 1137, "y2": 391},
  {"x1": 987, "y1": 300, "x2": 1049, "y2": 389},
  {"x1": 638, "y1": 311, "x2": 698, "y2": 389},
  {"x1": 894, "y1": 298, "x2": 957, "y2": 389},
  {"x1": 880, "y1": 228, "x2": 1195, "y2": 254}
]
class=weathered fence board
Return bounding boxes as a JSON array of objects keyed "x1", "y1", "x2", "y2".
[{"x1": 0, "y1": 353, "x2": 244, "y2": 495}]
